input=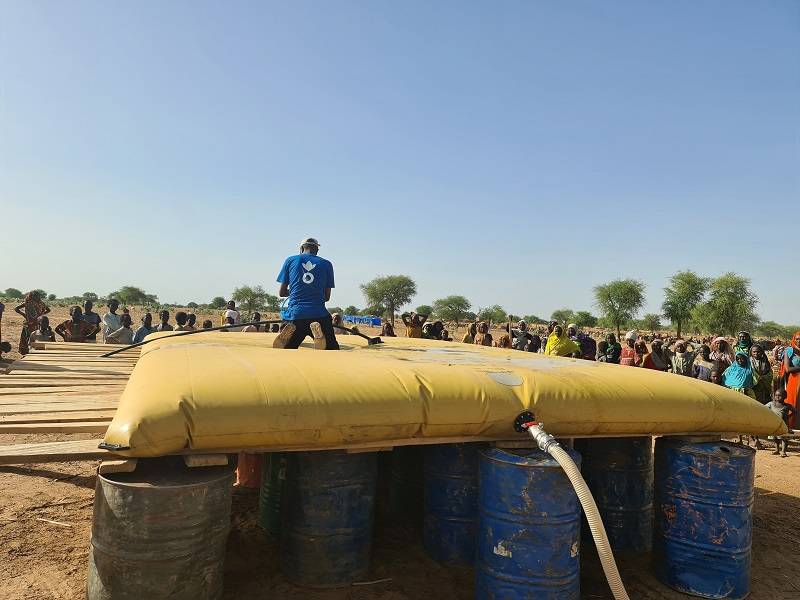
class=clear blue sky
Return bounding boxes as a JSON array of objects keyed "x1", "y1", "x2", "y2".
[{"x1": 1, "y1": 1, "x2": 798, "y2": 323}]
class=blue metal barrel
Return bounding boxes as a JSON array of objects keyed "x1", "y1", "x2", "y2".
[
  {"x1": 476, "y1": 447, "x2": 581, "y2": 599},
  {"x1": 280, "y1": 450, "x2": 378, "y2": 587},
  {"x1": 654, "y1": 438, "x2": 755, "y2": 599},
  {"x1": 424, "y1": 443, "x2": 482, "y2": 565},
  {"x1": 577, "y1": 436, "x2": 653, "y2": 552}
]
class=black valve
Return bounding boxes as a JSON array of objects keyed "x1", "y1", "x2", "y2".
[{"x1": 513, "y1": 411, "x2": 536, "y2": 433}]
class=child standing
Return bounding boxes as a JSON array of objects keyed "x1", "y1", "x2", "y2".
[{"x1": 769, "y1": 388, "x2": 794, "y2": 458}]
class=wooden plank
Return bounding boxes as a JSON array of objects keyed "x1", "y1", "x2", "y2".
[
  {"x1": 0, "y1": 438, "x2": 113, "y2": 464},
  {"x1": 0, "y1": 380, "x2": 125, "y2": 388},
  {"x1": 98, "y1": 458, "x2": 138, "y2": 474},
  {"x1": 0, "y1": 421, "x2": 111, "y2": 434},
  {"x1": 0, "y1": 411, "x2": 116, "y2": 423},
  {"x1": 0, "y1": 404, "x2": 118, "y2": 415},
  {"x1": 0, "y1": 386, "x2": 125, "y2": 396}
]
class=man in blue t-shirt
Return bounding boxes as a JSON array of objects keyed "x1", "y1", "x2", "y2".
[{"x1": 274, "y1": 237, "x2": 339, "y2": 350}]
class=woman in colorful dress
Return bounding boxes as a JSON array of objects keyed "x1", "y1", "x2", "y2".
[
  {"x1": 13, "y1": 291, "x2": 49, "y2": 355},
  {"x1": 781, "y1": 331, "x2": 800, "y2": 428},
  {"x1": 710, "y1": 336, "x2": 734, "y2": 368}
]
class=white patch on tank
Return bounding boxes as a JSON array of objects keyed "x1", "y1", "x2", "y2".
[
  {"x1": 493, "y1": 542, "x2": 513, "y2": 558},
  {"x1": 487, "y1": 372, "x2": 524, "y2": 386}
]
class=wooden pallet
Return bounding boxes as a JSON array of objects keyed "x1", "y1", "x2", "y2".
[{"x1": 0, "y1": 342, "x2": 138, "y2": 464}]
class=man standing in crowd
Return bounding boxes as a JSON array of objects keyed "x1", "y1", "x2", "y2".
[
  {"x1": 83, "y1": 300, "x2": 102, "y2": 342},
  {"x1": 102, "y1": 299, "x2": 122, "y2": 343},
  {"x1": 274, "y1": 237, "x2": 339, "y2": 350}
]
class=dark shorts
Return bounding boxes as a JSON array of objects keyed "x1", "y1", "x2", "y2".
[{"x1": 283, "y1": 314, "x2": 340, "y2": 350}]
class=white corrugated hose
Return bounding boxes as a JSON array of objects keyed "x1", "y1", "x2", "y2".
[{"x1": 525, "y1": 423, "x2": 631, "y2": 600}]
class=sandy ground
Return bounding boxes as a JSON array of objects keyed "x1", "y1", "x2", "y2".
[{"x1": 2, "y1": 433, "x2": 800, "y2": 600}]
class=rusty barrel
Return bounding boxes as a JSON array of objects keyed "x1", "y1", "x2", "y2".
[
  {"x1": 654, "y1": 439, "x2": 755, "y2": 599},
  {"x1": 87, "y1": 457, "x2": 235, "y2": 600},
  {"x1": 280, "y1": 450, "x2": 378, "y2": 587},
  {"x1": 259, "y1": 452, "x2": 287, "y2": 535}
]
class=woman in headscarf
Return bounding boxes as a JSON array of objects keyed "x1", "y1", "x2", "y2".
[
  {"x1": 710, "y1": 337, "x2": 734, "y2": 367},
  {"x1": 567, "y1": 323, "x2": 597, "y2": 361},
  {"x1": 527, "y1": 334, "x2": 542, "y2": 353},
  {"x1": 619, "y1": 331, "x2": 639, "y2": 366},
  {"x1": 670, "y1": 340, "x2": 695, "y2": 376},
  {"x1": 13, "y1": 291, "x2": 50, "y2": 355},
  {"x1": 634, "y1": 339, "x2": 649, "y2": 366},
  {"x1": 604, "y1": 334, "x2": 622, "y2": 364},
  {"x1": 734, "y1": 331, "x2": 753, "y2": 357},
  {"x1": 462, "y1": 322, "x2": 477, "y2": 344},
  {"x1": 780, "y1": 331, "x2": 800, "y2": 427},
  {"x1": 723, "y1": 351, "x2": 756, "y2": 399},
  {"x1": 642, "y1": 339, "x2": 669, "y2": 371},
  {"x1": 474, "y1": 322, "x2": 493, "y2": 347},
  {"x1": 749, "y1": 344, "x2": 773, "y2": 405},
  {"x1": 544, "y1": 324, "x2": 581, "y2": 357}
]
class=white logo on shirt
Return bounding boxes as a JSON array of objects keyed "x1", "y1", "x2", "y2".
[{"x1": 302, "y1": 260, "x2": 316, "y2": 284}]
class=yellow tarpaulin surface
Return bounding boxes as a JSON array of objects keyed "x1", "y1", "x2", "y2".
[{"x1": 103, "y1": 333, "x2": 787, "y2": 457}]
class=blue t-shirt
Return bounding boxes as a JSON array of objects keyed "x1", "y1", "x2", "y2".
[{"x1": 276, "y1": 254, "x2": 335, "y2": 320}]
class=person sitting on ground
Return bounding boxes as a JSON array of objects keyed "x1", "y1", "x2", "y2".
[
  {"x1": 527, "y1": 333, "x2": 542, "y2": 353},
  {"x1": 132, "y1": 313, "x2": 156, "y2": 344},
  {"x1": 474, "y1": 321, "x2": 493, "y2": 346},
  {"x1": 441, "y1": 329, "x2": 452, "y2": 341},
  {"x1": 604, "y1": 334, "x2": 622, "y2": 364},
  {"x1": 381, "y1": 322, "x2": 396, "y2": 337},
  {"x1": 769, "y1": 388, "x2": 794, "y2": 457},
  {"x1": 82, "y1": 300, "x2": 102, "y2": 342},
  {"x1": 106, "y1": 313, "x2": 134, "y2": 345},
  {"x1": 642, "y1": 339, "x2": 669, "y2": 371},
  {"x1": 29, "y1": 315, "x2": 56, "y2": 343},
  {"x1": 692, "y1": 344, "x2": 714, "y2": 381},
  {"x1": 429, "y1": 321, "x2": 445, "y2": 340},
  {"x1": 462, "y1": 322, "x2": 477, "y2": 344},
  {"x1": 223, "y1": 300, "x2": 241, "y2": 326},
  {"x1": 186, "y1": 313, "x2": 197, "y2": 331},
  {"x1": 544, "y1": 324, "x2": 581, "y2": 357},
  {"x1": 422, "y1": 322, "x2": 434, "y2": 339},
  {"x1": 102, "y1": 299, "x2": 122, "y2": 343},
  {"x1": 242, "y1": 312, "x2": 262, "y2": 332},
  {"x1": 174, "y1": 311, "x2": 190, "y2": 331},
  {"x1": 220, "y1": 316, "x2": 236, "y2": 332},
  {"x1": 402, "y1": 311, "x2": 428, "y2": 339},
  {"x1": 619, "y1": 331, "x2": 640, "y2": 366},
  {"x1": 202, "y1": 320, "x2": 213, "y2": 329},
  {"x1": 55, "y1": 306, "x2": 100, "y2": 342},
  {"x1": 750, "y1": 344, "x2": 773, "y2": 405},
  {"x1": 670, "y1": 340, "x2": 695, "y2": 376},
  {"x1": 156, "y1": 310, "x2": 173, "y2": 332},
  {"x1": 722, "y1": 351, "x2": 756, "y2": 399},
  {"x1": 273, "y1": 237, "x2": 339, "y2": 350}
]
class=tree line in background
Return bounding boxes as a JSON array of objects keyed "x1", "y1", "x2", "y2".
[{"x1": 2, "y1": 269, "x2": 796, "y2": 339}]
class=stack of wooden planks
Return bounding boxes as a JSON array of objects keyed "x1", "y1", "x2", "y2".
[{"x1": 0, "y1": 341, "x2": 138, "y2": 464}]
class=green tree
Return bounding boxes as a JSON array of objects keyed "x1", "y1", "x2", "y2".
[
  {"x1": 210, "y1": 296, "x2": 227, "y2": 309},
  {"x1": 550, "y1": 308, "x2": 575, "y2": 325},
  {"x1": 264, "y1": 293, "x2": 281, "y2": 312},
  {"x1": 360, "y1": 275, "x2": 417, "y2": 325},
  {"x1": 755, "y1": 320, "x2": 787, "y2": 339},
  {"x1": 662, "y1": 270, "x2": 708, "y2": 338},
  {"x1": 4, "y1": 288, "x2": 23, "y2": 299},
  {"x1": 111, "y1": 286, "x2": 156, "y2": 306},
  {"x1": 187, "y1": 302, "x2": 199, "y2": 309},
  {"x1": 415, "y1": 305, "x2": 434, "y2": 317},
  {"x1": 82, "y1": 292, "x2": 98, "y2": 301},
  {"x1": 573, "y1": 311, "x2": 598, "y2": 328},
  {"x1": 432, "y1": 295, "x2": 472, "y2": 329},
  {"x1": 593, "y1": 278, "x2": 646, "y2": 340},
  {"x1": 232, "y1": 285, "x2": 270, "y2": 316},
  {"x1": 343, "y1": 305, "x2": 360, "y2": 316},
  {"x1": 32, "y1": 289, "x2": 47, "y2": 299},
  {"x1": 47, "y1": 293, "x2": 56, "y2": 301},
  {"x1": 477, "y1": 305, "x2": 506, "y2": 325},
  {"x1": 522, "y1": 315, "x2": 547, "y2": 325},
  {"x1": 639, "y1": 313, "x2": 662, "y2": 331},
  {"x1": 690, "y1": 272, "x2": 758, "y2": 336}
]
